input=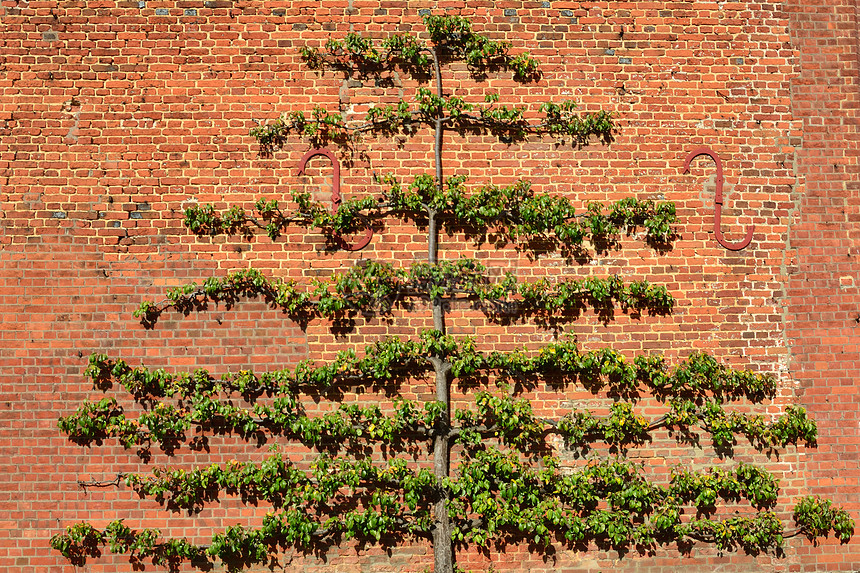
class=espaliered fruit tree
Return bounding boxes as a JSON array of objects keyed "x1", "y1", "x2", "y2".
[{"x1": 53, "y1": 15, "x2": 853, "y2": 573}]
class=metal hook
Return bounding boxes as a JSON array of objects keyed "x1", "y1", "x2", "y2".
[
  {"x1": 682, "y1": 146, "x2": 754, "y2": 251},
  {"x1": 298, "y1": 148, "x2": 373, "y2": 251}
]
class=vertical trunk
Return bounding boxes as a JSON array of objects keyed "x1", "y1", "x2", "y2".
[
  {"x1": 428, "y1": 47, "x2": 454, "y2": 573},
  {"x1": 428, "y1": 46, "x2": 444, "y2": 267},
  {"x1": 431, "y1": 357, "x2": 453, "y2": 573},
  {"x1": 432, "y1": 47, "x2": 444, "y2": 195}
]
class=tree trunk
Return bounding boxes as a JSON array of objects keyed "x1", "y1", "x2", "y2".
[
  {"x1": 431, "y1": 357, "x2": 453, "y2": 573},
  {"x1": 429, "y1": 46, "x2": 454, "y2": 573}
]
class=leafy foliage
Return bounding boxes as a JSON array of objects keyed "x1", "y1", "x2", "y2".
[
  {"x1": 447, "y1": 451, "x2": 788, "y2": 553},
  {"x1": 183, "y1": 176, "x2": 676, "y2": 252},
  {"x1": 250, "y1": 15, "x2": 604, "y2": 152},
  {"x1": 130, "y1": 262, "x2": 674, "y2": 328},
  {"x1": 63, "y1": 333, "x2": 813, "y2": 459},
  {"x1": 794, "y1": 496, "x2": 855, "y2": 543},
  {"x1": 55, "y1": 12, "x2": 852, "y2": 573}
]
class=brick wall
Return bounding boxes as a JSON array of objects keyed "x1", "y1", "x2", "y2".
[
  {"x1": 784, "y1": 1, "x2": 860, "y2": 571},
  {"x1": 0, "y1": 1, "x2": 857, "y2": 571}
]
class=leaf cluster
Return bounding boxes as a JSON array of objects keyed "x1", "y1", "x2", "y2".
[
  {"x1": 132, "y1": 261, "x2": 674, "y2": 328},
  {"x1": 423, "y1": 15, "x2": 540, "y2": 80},
  {"x1": 295, "y1": 16, "x2": 539, "y2": 81},
  {"x1": 249, "y1": 94, "x2": 614, "y2": 150},
  {"x1": 51, "y1": 520, "x2": 203, "y2": 569},
  {"x1": 84, "y1": 336, "x2": 432, "y2": 402},
  {"x1": 793, "y1": 496, "x2": 855, "y2": 542},
  {"x1": 445, "y1": 450, "x2": 816, "y2": 555},
  {"x1": 378, "y1": 174, "x2": 675, "y2": 246},
  {"x1": 182, "y1": 176, "x2": 676, "y2": 256},
  {"x1": 250, "y1": 106, "x2": 355, "y2": 148},
  {"x1": 124, "y1": 453, "x2": 438, "y2": 524},
  {"x1": 59, "y1": 391, "x2": 442, "y2": 453}
]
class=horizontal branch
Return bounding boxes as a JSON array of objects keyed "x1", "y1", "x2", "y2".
[
  {"x1": 134, "y1": 260, "x2": 674, "y2": 328},
  {"x1": 456, "y1": 396, "x2": 815, "y2": 455},
  {"x1": 57, "y1": 395, "x2": 439, "y2": 454},
  {"x1": 84, "y1": 336, "x2": 434, "y2": 402},
  {"x1": 184, "y1": 174, "x2": 677, "y2": 258},
  {"x1": 87, "y1": 330, "x2": 773, "y2": 411},
  {"x1": 51, "y1": 505, "x2": 431, "y2": 568},
  {"x1": 250, "y1": 105, "x2": 430, "y2": 148},
  {"x1": 120, "y1": 453, "x2": 439, "y2": 514},
  {"x1": 250, "y1": 92, "x2": 610, "y2": 151}
]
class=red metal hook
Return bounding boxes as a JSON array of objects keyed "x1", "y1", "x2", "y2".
[
  {"x1": 297, "y1": 148, "x2": 373, "y2": 251},
  {"x1": 682, "y1": 146, "x2": 754, "y2": 251}
]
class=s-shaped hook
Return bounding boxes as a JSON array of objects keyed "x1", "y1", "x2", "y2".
[
  {"x1": 298, "y1": 148, "x2": 373, "y2": 251},
  {"x1": 682, "y1": 146, "x2": 754, "y2": 251}
]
